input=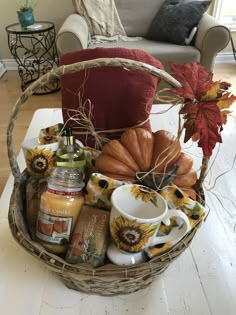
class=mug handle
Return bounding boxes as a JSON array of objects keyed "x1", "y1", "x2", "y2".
[{"x1": 149, "y1": 210, "x2": 191, "y2": 246}]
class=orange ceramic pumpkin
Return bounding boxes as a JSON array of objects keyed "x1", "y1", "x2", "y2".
[{"x1": 95, "y1": 128, "x2": 197, "y2": 196}]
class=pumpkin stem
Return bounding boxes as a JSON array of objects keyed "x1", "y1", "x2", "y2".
[{"x1": 135, "y1": 164, "x2": 178, "y2": 190}]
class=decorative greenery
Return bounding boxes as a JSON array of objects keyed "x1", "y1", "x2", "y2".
[{"x1": 16, "y1": 0, "x2": 37, "y2": 11}]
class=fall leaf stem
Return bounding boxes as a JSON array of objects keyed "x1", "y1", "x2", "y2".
[
  {"x1": 195, "y1": 155, "x2": 209, "y2": 205},
  {"x1": 197, "y1": 155, "x2": 209, "y2": 189}
]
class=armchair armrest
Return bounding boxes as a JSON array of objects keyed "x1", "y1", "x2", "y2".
[
  {"x1": 56, "y1": 14, "x2": 89, "y2": 56},
  {"x1": 194, "y1": 14, "x2": 231, "y2": 72}
]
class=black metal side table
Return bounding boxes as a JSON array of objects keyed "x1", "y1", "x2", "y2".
[{"x1": 6, "y1": 21, "x2": 60, "y2": 94}]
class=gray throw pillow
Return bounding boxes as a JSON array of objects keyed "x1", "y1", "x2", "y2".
[{"x1": 147, "y1": 0, "x2": 211, "y2": 45}]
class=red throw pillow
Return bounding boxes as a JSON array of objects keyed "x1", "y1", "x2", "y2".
[{"x1": 60, "y1": 47, "x2": 164, "y2": 147}]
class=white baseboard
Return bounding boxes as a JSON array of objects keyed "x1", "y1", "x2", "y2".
[
  {"x1": 2, "y1": 59, "x2": 18, "y2": 71},
  {"x1": 1, "y1": 59, "x2": 59, "y2": 71},
  {"x1": 0, "y1": 53, "x2": 235, "y2": 73},
  {"x1": 0, "y1": 62, "x2": 7, "y2": 78},
  {"x1": 215, "y1": 52, "x2": 235, "y2": 63}
]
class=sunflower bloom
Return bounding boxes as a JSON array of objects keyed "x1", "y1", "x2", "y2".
[
  {"x1": 38, "y1": 123, "x2": 63, "y2": 144},
  {"x1": 110, "y1": 215, "x2": 158, "y2": 252},
  {"x1": 25, "y1": 147, "x2": 55, "y2": 177},
  {"x1": 130, "y1": 185, "x2": 158, "y2": 204},
  {"x1": 161, "y1": 186, "x2": 189, "y2": 208}
]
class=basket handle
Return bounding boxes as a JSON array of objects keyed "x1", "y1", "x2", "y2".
[{"x1": 7, "y1": 57, "x2": 182, "y2": 181}]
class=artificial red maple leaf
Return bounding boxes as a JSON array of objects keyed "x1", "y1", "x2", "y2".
[
  {"x1": 168, "y1": 62, "x2": 236, "y2": 157},
  {"x1": 219, "y1": 81, "x2": 231, "y2": 91},
  {"x1": 180, "y1": 101, "x2": 222, "y2": 157},
  {"x1": 169, "y1": 62, "x2": 213, "y2": 101}
]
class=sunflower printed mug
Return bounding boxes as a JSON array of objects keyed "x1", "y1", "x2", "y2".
[
  {"x1": 107, "y1": 184, "x2": 191, "y2": 266},
  {"x1": 22, "y1": 137, "x2": 59, "y2": 177}
]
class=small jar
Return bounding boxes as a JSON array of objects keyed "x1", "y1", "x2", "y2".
[{"x1": 36, "y1": 167, "x2": 85, "y2": 255}]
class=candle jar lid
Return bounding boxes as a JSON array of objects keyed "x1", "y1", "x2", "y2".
[{"x1": 48, "y1": 167, "x2": 85, "y2": 191}]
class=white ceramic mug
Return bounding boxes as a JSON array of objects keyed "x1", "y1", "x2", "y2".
[
  {"x1": 22, "y1": 137, "x2": 59, "y2": 177},
  {"x1": 107, "y1": 184, "x2": 191, "y2": 266}
]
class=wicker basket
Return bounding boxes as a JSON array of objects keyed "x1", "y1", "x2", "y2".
[{"x1": 7, "y1": 58, "x2": 205, "y2": 296}]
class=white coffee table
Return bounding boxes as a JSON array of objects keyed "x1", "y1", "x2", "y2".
[{"x1": 0, "y1": 107, "x2": 236, "y2": 315}]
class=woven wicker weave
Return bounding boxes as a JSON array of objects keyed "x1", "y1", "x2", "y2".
[{"x1": 7, "y1": 58, "x2": 204, "y2": 296}]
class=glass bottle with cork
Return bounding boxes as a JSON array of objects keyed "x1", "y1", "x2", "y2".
[
  {"x1": 36, "y1": 166, "x2": 85, "y2": 255},
  {"x1": 56, "y1": 127, "x2": 86, "y2": 172}
]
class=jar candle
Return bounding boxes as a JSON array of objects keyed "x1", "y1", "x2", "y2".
[{"x1": 36, "y1": 167, "x2": 84, "y2": 255}]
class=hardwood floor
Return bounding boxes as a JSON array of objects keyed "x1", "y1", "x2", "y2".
[
  {"x1": 0, "y1": 72, "x2": 60, "y2": 196},
  {"x1": 0, "y1": 63, "x2": 236, "y2": 196}
]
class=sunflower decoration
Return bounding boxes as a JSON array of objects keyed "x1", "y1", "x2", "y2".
[
  {"x1": 110, "y1": 215, "x2": 158, "y2": 253},
  {"x1": 160, "y1": 185, "x2": 205, "y2": 228},
  {"x1": 25, "y1": 147, "x2": 55, "y2": 177},
  {"x1": 146, "y1": 241, "x2": 173, "y2": 258},
  {"x1": 38, "y1": 123, "x2": 63, "y2": 145},
  {"x1": 182, "y1": 203, "x2": 205, "y2": 228},
  {"x1": 158, "y1": 217, "x2": 178, "y2": 235},
  {"x1": 84, "y1": 173, "x2": 124, "y2": 209},
  {"x1": 160, "y1": 186, "x2": 189, "y2": 208},
  {"x1": 130, "y1": 185, "x2": 158, "y2": 205}
]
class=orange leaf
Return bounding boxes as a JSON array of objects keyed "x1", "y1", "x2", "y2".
[
  {"x1": 169, "y1": 62, "x2": 236, "y2": 157},
  {"x1": 221, "y1": 110, "x2": 231, "y2": 125},
  {"x1": 202, "y1": 81, "x2": 220, "y2": 101},
  {"x1": 217, "y1": 94, "x2": 236, "y2": 111}
]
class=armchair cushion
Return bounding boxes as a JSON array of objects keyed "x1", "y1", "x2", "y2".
[
  {"x1": 114, "y1": 0, "x2": 165, "y2": 37},
  {"x1": 60, "y1": 47, "x2": 164, "y2": 147},
  {"x1": 147, "y1": 0, "x2": 211, "y2": 45}
]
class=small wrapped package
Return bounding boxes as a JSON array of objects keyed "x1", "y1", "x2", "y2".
[{"x1": 66, "y1": 205, "x2": 110, "y2": 267}]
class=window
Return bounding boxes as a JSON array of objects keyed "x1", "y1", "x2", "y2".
[{"x1": 213, "y1": 0, "x2": 236, "y2": 31}]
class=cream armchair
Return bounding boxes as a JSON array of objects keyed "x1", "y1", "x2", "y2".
[{"x1": 56, "y1": 0, "x2": 231, "y2": 73}]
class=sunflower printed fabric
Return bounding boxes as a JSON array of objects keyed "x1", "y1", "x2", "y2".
[
  {"x1": 38, "y1": 123, "x2": 63, "y2": 144},
  {"x1": 160, "y1": 185, "x2": 206, "y2": 228},
  {"x1": 84, "y1": 173, "x2": 124, "y2": 209},
  {"x1": 147, "y1": 185, "x2": 206, "y2": 258}
]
